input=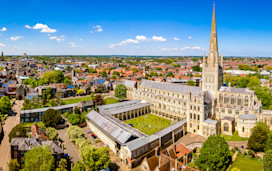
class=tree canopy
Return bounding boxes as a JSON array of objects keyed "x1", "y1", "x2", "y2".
[
  {"x1": 9, "y1": 124, "x2": 27, "y2": 142},
  {"x1": 0, "y1": 96, "x2": 12, "y2": 114},
  {"x1": 24, "y1": 146, "x2": 55, "y2": 171},
  {"x1": 187, "y1": 80, "x2": 196, "y2": 86},
  {"x1": 46, "y1": 127, "x2": 59, "y2": 140},
  {"x1": 42, "y1": 109, "x2": 62, "y2": 127},
  {"x1": 263, "y1": 149, "x2": 272, "y2": 171},
  {"x1": 82, "y1": 146, "x2": 111, "y2": 171},
  {"x1": 248, "y1": 122, "x2": 269, "y2": 152},
  {"x1": 41, "y1": 70, "x2": 65, "y2": 84},
  {"x1": 195, "y1": 134, "x2": 232, "y2": 171},
  {"x1": 72, "y1": 161, "x2": 85, "y2": 171},
  {"x1": 115, "y1": 84, "x2": 127, "y2": 101}
]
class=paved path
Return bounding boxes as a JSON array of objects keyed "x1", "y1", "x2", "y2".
[
  {"x1": 58, "y1": 128, "x2": 81, "y2": 165},
  {"x1": 0, "y1": 100, "x2": 22, "y2": 171}
]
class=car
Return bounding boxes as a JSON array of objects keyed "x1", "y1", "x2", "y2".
[{"x1": 87, "y1": 130, "x2": 92, "y2": 134}]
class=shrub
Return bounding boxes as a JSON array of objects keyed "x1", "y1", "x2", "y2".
[
  {"x1": 67, "y1": 126, "x2": 85, "y2": 142},
  {"x1": 9, "y1": 124, "x2": 27, "y2": 142}
]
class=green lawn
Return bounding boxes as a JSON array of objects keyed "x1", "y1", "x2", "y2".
[
  {"x1": 63, "y1": 96, "x2": 92, "y2": 104},
  {"x1": 21, "y1": 122, "x2": 46, "y2": 129},
  {"x1": 124, "y1": 114, "x2": 172, "y2": 135},
  {"x1": 230, "y1": 155, "x2": 263, "y2": 171},
  {"x1": 103, "y1": 97, "x2": 119, "y2": 105},
  {"x1": 220, "y1": 131, "x2": 249, "y2": 141}
]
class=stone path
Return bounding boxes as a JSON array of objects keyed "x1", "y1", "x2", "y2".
[{"x1": 0, "y1": 100, "x2": 22, "y2": 171}]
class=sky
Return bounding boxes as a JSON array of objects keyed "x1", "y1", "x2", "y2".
[{"x1": 0, "y1": 0, "x2": 272, "y2": 56}]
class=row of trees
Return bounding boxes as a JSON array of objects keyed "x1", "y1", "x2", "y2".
[{"x1": 67, "y1": 126, "x2": 111, "y2": 170}]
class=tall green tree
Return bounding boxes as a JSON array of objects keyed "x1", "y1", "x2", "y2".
[
  {"x1": 0, "y1": 96, "x2": 12, "y2": 114},
  {"x1": 8, "y1": 159, "x2": 19, "y2": 171},
  {"x1": 82, "y1": 147, "x2": 111, "y2": 171},
  {"x1": 195, "y1": 134, "x2": 232, "y2": 171},
  {"x1": 187, "y1": 80, "x2": 196, "y2": 86},
  {"x1": 9, "y1": 124, "x2": 27, "y2": 142},
  {"x1": 46, "y1": 127, "x2": 59, "y2": 140},
  {"x1": 71, "y1": 161, "x2": 85, "y2": 171},
  {"x1": 248, "y1": 122, "x2": 269, "y2": 152},
  {"x1": 115, "y1": 84, "x2": 127, "y2": 101},
  {"x1": 42, "y1": 109, "x2": 62, "y2": 127},
  {"x1": 24, "y1": 146, "x2": 55, "y2": 171},
  {"x1": 56, "y1": 158, "x2": 68, "y2": 171},
  {"x1": 265, "y1": 132, "x2": 272, "y2": 152},
  {"x1": 263, "y1": 149, "x2": 272, "y2": 171}
]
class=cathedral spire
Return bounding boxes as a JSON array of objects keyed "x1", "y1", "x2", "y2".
[
  {"x1": 221, "y1": 53, "x2": 223, "y2": 67},
  {"x1": 203, "y1": 51, "x2": 206, "y2": 67},
  {"x1": 1, "y1": 51, "x2": 3, "y2": 61},
  {"x1": 207, "y1": 3, "x2": 219, "y2": 68}
]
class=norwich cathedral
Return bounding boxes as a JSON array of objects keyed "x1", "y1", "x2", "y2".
[{"x1": 134, "y1": 4, "x2": 271, "y2": 138}]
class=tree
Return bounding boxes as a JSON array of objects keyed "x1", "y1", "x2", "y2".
[
  {"x1": 82, "y1": 147, "x2": 111, "y2": 171},
  {"x1": 56, "y1": 158, "x2": 68, "y2": 171},
  {"x1": 100, "y1": 70, "x2": 107, "y2": 78},
  {"x1": 264, "y1": 149, "x2": 272, "y2": 171},
  {"x1": 68, "y1": 114, "x2": 81, "y2": 125},
  {"x1": 41, "y1": 71, "x2": 65, "y2": 84},
  {"x1": 8, "y1": 159, "x2": 19, "y2": 171},
  {"x1": 115, "y1": 84, "x2": 127, "y2": 101},
  {"x1": 192, "y1": 65, "x2": 202, "y2": 72},
  {"x1": 131, "y1": 67, "x2": 138, "y2": 74},
  {"x1": 24, "y1": 146, "x2": 55, "y2": 171},
  {"x1": 265, "y1": 132, "x2": 272, "y2": 152},
  {"x1": 46, "y1": 127, "x2": 59, "y2": 140},
  {"x1": 187, "y1": 80, "x2": 196, "y2": 86},
  {"x1": 248, "y1": 122, "x2": 269, "y2": 152},
  {"x1": 72, "y1": 161, "x2": 85, "y2": 171},
  {"x1": 42, "y1": 109, "x2": 62, "y2": 127},
  {"x1": 9, "y1": 124, "x2": 27, "y2": 142},
  {"x1": 77, "y1": 89, "x2": 85, "y2": 95},
  {"x1": 90, "y1": 93, "x2": 95, "y2": 100},
  {"x1": 0, "y1": 96, "x2": 12, "y2": 114},
  {"x1": 93, "y1": 95, "x2": 105, "y2": 106},
  {"x1": 67, "y1": 126, "x2": 85, "y2": 143},
  {"x1": 195, "y1": 134, "x2": 232, "y2": 171},
  {"x1": 166, "y1": 72, "x2": 174, "y2": 78}
]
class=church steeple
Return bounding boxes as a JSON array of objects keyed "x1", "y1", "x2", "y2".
[
  {"x1": 1, "y1": 51, "x2": 4, "y2": 61},
  {"x1": 207, "y1": 3, "x2": 219, "y2": 68}
]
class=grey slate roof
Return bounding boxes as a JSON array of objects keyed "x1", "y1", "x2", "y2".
[
  {"x1": 219, "y1": 86, "x2": 253, "y2": 93},
  {"x1": 98, "y1": 100, "x2": 151, "y2": 115},
  {"x1": 10, "y1": 138, "x2": 64, "y2": 153},
  {"x1": 238, "y1": 114, "x2": 257, "y2": 120},
  {"x1": 86, "y1": 110, "x2": 137, "y2": 145},
  {"x1": 124, "y1": 80, "x2": 136, "y2": 87},
  {"x1": 140, "y1": 80, "x2": 202, "y2": 95}
]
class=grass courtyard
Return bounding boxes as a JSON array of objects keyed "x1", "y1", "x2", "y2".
[
  {"x1": 220, "y1": 131, "x2": 249, "y2": 141},
  {"x1": 63, "y1": 96, "x2": 92, "y2": 104},
  {"x1": 103, "y1": 97, "x2": 119, "y2": 104},
  {"x1": 230, "y1": 155, "x2": 263, "y2": 171},
  {"x1": 124, "y1": 114, "x2": 172, "y2": 135}
]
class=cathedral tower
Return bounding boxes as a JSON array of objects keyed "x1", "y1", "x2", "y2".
[
  {"x1": 1, "y1": 51, "x2": 4, "y2": 61},
  {"x1": 202, "y1": 4, "x2": 223, "y2": 96}
]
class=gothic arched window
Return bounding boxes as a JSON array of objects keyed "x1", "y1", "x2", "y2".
[
  {"x1": 231, "y1": 95, "x2": 235, "y2": 104},
  {"x1": 219, "y1": 94, "x2": 223, "y2": 104},
  {"x1": 224, "y1": 123, "x2": 229, "y2": 132},
  {"x1": 224, "y1": 94, "x2": 228, "y2": 104},
  {"x1": 238, "y1": 96, "x2": 242, "y2": 105},
  {"x1": 245, "y1": 96, "x2": 249, "y2": 106}
]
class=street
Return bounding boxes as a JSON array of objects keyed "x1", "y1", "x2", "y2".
[{"x1": 0, "y1": 100, "x2": 23, "y2": 171}]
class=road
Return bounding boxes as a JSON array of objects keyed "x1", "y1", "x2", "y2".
[
  {"x1": 58, "y1": 128, "x2": 81, "y2": 165},
  {"x1": 0, "y1": 100, "x2": 23, "y2": 171}
]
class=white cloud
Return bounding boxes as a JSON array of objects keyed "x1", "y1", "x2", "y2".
[
  {"x1": 49, "y1": 35, "x2": 65, "y2": 41},
  {"x1": 0, "y1": 27, "x2": 7, "y2": 31},
  {"x1": 152, "y1": 36, "x2": 166, "y2": 42},
  {"x1": 159, "y1": 46, "x2": 203, "y2": 52},
  {"x1": 159, "y1": 47, "x2": 179, "y2": 52},
  {"x1": 136, "y1": 35, "x2": 148, "y2": 41},
  {"x1": 93, "y1": 25, "x2": 103, "y2": 32},
  {"x1": 0, "y1": 43, "x2": 6, "y2": 47},
  {"x1": 191, "y1": 46, "x2": 202, "y2": 50},
  {"x1": 188, "y1": 36, "x2": 192, "y2": 39},
  {"x1": 173, "y1": 37, "x2": 180, "y2": 41},
  {"x1": 69, "y1": 42, "x2": 79, "y2": 48},
  {"x1": 25, "y1": 23, "x2": 57, "y2": 33},
  {"x1": 109, "y1": 44, "x2": 116, "y2": 49},
  {"x1": 10, "y1": 36, "x2": 24, "y2": 41}
]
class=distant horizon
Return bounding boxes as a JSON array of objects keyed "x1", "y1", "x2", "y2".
[{"x1": 1, "y1": 0, "x2": 272, "y2": 56}]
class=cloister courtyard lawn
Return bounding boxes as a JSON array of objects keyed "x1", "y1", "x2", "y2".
[
  {"x1": 103, "y1": 97, "x2": 119, "y2": 104},
  {"x1": 124, "y1": 114, "x2": 172, "y2": 135}
]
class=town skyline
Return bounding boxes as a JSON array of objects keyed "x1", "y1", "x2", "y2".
[{"x1": 1, "y1": 0, "x2": 272, "y2": 56}]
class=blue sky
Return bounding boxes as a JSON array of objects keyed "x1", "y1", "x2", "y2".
[{"x1": 0, "y1": 0, "x2": 272, "y2": 56}]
